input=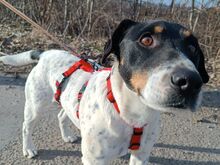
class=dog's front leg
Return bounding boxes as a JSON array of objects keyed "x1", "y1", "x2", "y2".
[
  {"x1": 129, "y1": 150, "x2": 152, "y2": 165},
  {"x1": 81, "y1": 142, "x2": 111, "y2": 165},
  {"x1": 81, "y1": 134, "x2": 111, "y2": 165},
  {"x1": 81, "y1": 157, "x2": 110, "y2": 165},
  {"x1": 129, "y1": 137, "x2": 157, "y2": 165},
  {"x1": 129, "y1": 116, "x2": 160, "y2": 165}
]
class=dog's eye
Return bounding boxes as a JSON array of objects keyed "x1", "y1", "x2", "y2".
[{"x1": 140, "y1": 34, "x2": 153, "y2": 46}]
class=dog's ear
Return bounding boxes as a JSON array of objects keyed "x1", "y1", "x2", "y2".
[
  {"x1": 197, "y1": 47, "x2": 209, "y2": 83},
  {"x1": 102, "y1": 19, "x2": 137, "y2": 64}
]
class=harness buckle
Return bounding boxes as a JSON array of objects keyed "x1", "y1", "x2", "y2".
[{"x1": 87, "y1": 59, "x2": 102, "y2": 71}]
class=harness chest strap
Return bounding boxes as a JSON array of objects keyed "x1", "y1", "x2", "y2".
[
  {"x1": 77, "y1": 80, "x2": 89, "y2": 118},
  {"x1": 106, "y1": 76, "x2": 144, "y2": 150},
  {"x1": 54, "y1": 59, "x2": 94, "y2": 104}
]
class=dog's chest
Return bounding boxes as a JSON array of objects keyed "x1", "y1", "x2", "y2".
[
  {"x1": 59, "y1": 70, "x2": 110, "y2": 127},
  {"x1": 75, "y1": 72, "x2": 132, "y2": 154}
]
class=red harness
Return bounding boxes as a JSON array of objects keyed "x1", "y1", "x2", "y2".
[
  {"x1": 55, "y1": 59, "x2": 94, "y2": 104},
  {"x1": 106, "y1": 76, "x2": 144, "y2": 150},
  {"x1": 55, "y1": 59, "x2": 144, "y2": 150}
]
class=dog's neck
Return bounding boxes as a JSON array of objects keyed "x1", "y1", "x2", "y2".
[{"x1": 110, "y1": 62, "x2": 157, "y2": 128}]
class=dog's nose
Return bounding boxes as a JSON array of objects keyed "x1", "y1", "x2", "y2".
[{"x1": 171, "y1": 69, "x2": 203, "y2": 94}]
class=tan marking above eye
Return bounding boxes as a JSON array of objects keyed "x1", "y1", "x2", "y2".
[
  {"x1": 154, "y1": 25, "x2": 164, "y2": 33},
  {"x1": 182, "y1": 29, "x2": 192, "y2": 37},
  {"x1": 130, "y1": 71, "x2": 148, "y2": 95}
]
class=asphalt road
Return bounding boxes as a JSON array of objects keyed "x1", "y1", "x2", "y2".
[{"x1": 0, "y1": 74, "x2": 220, "y2": 165}]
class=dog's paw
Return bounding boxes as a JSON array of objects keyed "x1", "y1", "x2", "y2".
[
  {"x1": 62, "y1": 135, "x2": 77, "y2": 143},
  {"x1": 23, "y1": 148, "x2": 38, "y2": 158}
]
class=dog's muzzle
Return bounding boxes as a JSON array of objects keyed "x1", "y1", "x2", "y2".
[
  {"x1": 167, "y1": 68, "x2": 203, "y2": 109},
  {"x1": 170, "y1": 68, "x2": 203, "y2": 95},
  {"x1": 141, "y1": 67, "x2": 203, "y2": 111}
]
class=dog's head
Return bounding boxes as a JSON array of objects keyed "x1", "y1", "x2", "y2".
[{"x1": 102, "y1": 19, "x2": 209, "y2": 112}]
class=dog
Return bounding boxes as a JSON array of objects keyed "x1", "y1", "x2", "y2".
[{"x1": 0, "y1": 19, "x2": 209, "y2": 164}]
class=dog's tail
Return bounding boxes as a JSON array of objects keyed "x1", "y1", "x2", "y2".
[{"x1": 0, "y1": 50, "x2": 44, "y2": 66}]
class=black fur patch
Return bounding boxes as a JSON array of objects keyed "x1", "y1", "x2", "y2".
[
  {"x1": 103, "y1": 19, "x2": 209, "y2": 85},
  {"x1": 30, "y1": 50, "x2": 44, "y2": 60}
]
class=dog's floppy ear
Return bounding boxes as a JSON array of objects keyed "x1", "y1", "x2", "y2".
[
  {"x1": 197, "y1": 47, "x2": 209, "y2": 83},
  {"x1": 102, "y1": 19, "x2": 137, "y2": 64}
]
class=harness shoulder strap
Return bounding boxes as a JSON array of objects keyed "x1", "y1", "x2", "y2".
[
  {"x1": 106, "y1": 74, "x2": 144, "y2": 151},
  {"x1": 55, "y1": 59, "x2": 94, "y2": 104},
  {"x1": 106, "y1": 75, "x2": 120, "y2": 114}
]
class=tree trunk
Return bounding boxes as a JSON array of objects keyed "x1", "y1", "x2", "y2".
[
  {"x1": 189, "y1": 0, "x2": 195, "y2": 29},
  {"x1": 170, "y1": 0, "x2": 175, "y2": 14},
  {"x1": 64, "y1": 0, "x2": 68, "y2": 29}
]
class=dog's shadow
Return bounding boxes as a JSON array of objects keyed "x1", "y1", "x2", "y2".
[
  {"x1": 202, "y1": 89, "x2": 220, "y2": 108},
  {"x1": 36, "y1": 143, "x2": 220, "y2": 164},
  {"x1": 0, "y1": 75, "x2": 26, "y2": 86},
  {"x1": 149, "y1": 156, "x2": 220, "y2": 165},
  {"x1": 36, "y1": 149, "x2": 82, "y2": 160},
  {"x1": 120, "y1": 143, "x2": 220, "y2": 165},
  {"x1": 35, "y1": 137, "x2": 82, "y2": 160},
  {"x1": 149, "y1": 143, "x2": 220, "y2": 165}
]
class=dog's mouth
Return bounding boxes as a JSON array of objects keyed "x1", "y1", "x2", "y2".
[
  {"x1": 163, "y1": 99, "x2": 186, "y2": 108},
  {"x1": 140, "y1": 92, "x2": 201, "y2": 112}
]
